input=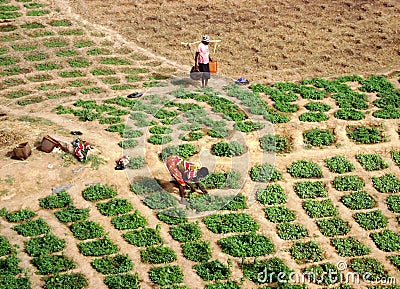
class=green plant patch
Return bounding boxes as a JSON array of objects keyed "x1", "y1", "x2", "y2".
[
  {"x1": 123, "y1": 227, "x2": 163, "y2": 247},
  {"x1": 340, "y1": 190, "x2": 375, "y2": 210},
  {"x1": 73, "y1": 40, "x2": 94, "y2": 48},
  {"x1": 256, "y1": 184, "x2": 287, "y2": 205},
  {"x1": 187, "y1": 193, "x2": 247, "y2": 212},
  {"x1": 17, "y1": 96, "x2": 43, "y2": 106},
  {"x1": 211, "y1": 141, "x2": 244, "y2": 157},
  {"x1": 157, "y1": 208, "x2": 187, "y2": 225},
  {"x1": 90, "y1": 67, "x2": 116, "y2": 75},
  {"x1": 24, "y1": 52, "x2": 47, "y2": 61},
  {"x1": 0, "y1": 55, "x2": 17, "y2": 66},
  {"x1": 78, "y1": 237, "x2": 118, "y2": 256},
  {"x1": 332, "y1": 175, "x2": 365, "y2": 191},
  {"x1": 149, "y1": 125, "x2": 173, "y2": 134},
  {"x1": 0, "y1": 235, "x2": 12, "y2": 256},
  {"x1": 387, "y1": 195, "x2": 400, "y2": 213},
  {"x1": 43, "y1": 273, "x2": 88, "y2": 289},
  {"x1": 259, "y1": 134, "x2": 292, "y2": 153},
  {"x1": 388, "y1": 255, "x2": 400, "y2": 270},
  {"x1": 299, "y1": 112, "x2": 329, "y2": 122},
  {"x1": 373, "y1": 108, "x2": 400, "y2": 119},
  {"x1": 39, "y1": 83, "x2": 58, "y2": 90},
  {"x1": 0, "y1": 11, "x2": 21, "y2": 19},
  {"x1": 44, "y1": 39, "x2": 69, "y2": 48},
  {"x1": 180, "y1": 131, "x2": 203, "y2": 141},
  {"x1": 6, "y1": 208, "x2": 36, "y2": 222},
  {"x1": 86, "y1": 47, "x2": 111, "y2": 55},
  {"x1": 91, "y1": 254, "x2": 133, "y2": 275},
  {"x1": 277, "y1": 222, "x2": 308, "y2": 240},
  {"x1": 50, "y1": 19, "x2": 72, "y2": 26},
  {"x1": 140, "y1": 245, "x2": 177, "y2": 264},
  {"x1": 148, "y1": 265, "x2": 183, "y2": 286},
  {"x1": 125, "y1": 157, "x2": 144, "y2": 169},
  {"x1": 0, "y1": 5, "x2": 18, "y2": 11},
  {"x1": 0, "y1": 66, "x2": 24, "y2": 76},
  {"x1": 143, "y1": 192, "x2": 178, "y2": 210},
  {"x1": 56, "y1": 49, "x2": 77, "y2": 57},
  {"x1": 3, "y1": 77, "x2": 26, "y2": 87},
  {"x1": 0, "y1": 254, "x2": 22, "y2": 276},
  {"x1": 111, "y1": 210, "x2": 147, "y2": 230},
  {"x1": 35, "y1": 62, "x2": 60, "y2": 71},
  {"x1": 97, "y1": 198, "x2": 133, "y2": 216},
  {"x1": 67, "y1": 58, "x2": 91, "y2": 68},
  {"x1": 303, "y1": 263, "x2": 341, "y2": 285},
  {"x1": 12, "y1": 217, "x2": 50, "y2": 236},
  {"x1": 0, "y1": 24, "x2": 17, "y2": 31},
  {"x1": 370, "y1": 229, "x2": 400, "y2": 252},
  {"x1": 117, "y1": 139, "x2": 137, "y2": 149},
  {"x1": 100, "y1": 77, "x2": 119, "y2": 84},
  {"x1": 346, "y1": 125, "x2": 386, "y2": 144},
  {"x1": 325, "y1": 155, "x2": 354, "y2": 173},
  {"x1": 130, "y1": 177, "x2": 163, "y2": 195},
  {"x1": 11, "y1": 44, "x2": 37, "y2": 51},
  {"x1": 305, "y1": 101, "x2": 331, "y2": 112},
  {"x1": 59, "y1": 69, "x2": 85, "y2": 78},
  {"x1": 101, "y1": 57, "x2": 132, "y2": 65},
  {"x1": 354, "y1": 210, "x2": 388, "y2": 230},
  {"x1": 104, "y1": 273, "x2": 140, "y2": 289},
  {"x1": 264, "y1": 205, "x2": 296, "y2": 223},
  {"x1": 208, "y1": 127, "x2": 229, "y2": 138},
  {"x1": 181, "y1": 240, "x2": 211, "y2": 262},
  {"x1": 170, "y1": 222, "x2": 202, "y2": 242},
  {"x1": 373, "y1": 90, "x2": 400, "y2": 108},
  {"x1": 316, "y1": 217, "x2": 350, "y2": 237},
  {"x1": 82, "y1": 184, "x2": 118, "y2": 201},
  {"x1": 250, "y1": 163, "x2": 282, "y2": 182},
  {"x1": 331, "y1": 237, "x2": 370, "y2": 257},
  {"x1": 27, "y1": 74, "x2": 52, "y2": 82},
  {"x1": 26, "y1": 30, "x2": 54, "y2": 37},
  {"x1": 372, "y1": 173, "x2": 400, "y2": 193},
  {"x1": 200, "y1": 171, "x2": 241, "y2": 189},
  {"x1": 218, "y1": 233, "x2": 274, "y2": 257},
  {"x1": 234, "y1": 120, "x2": 264, "y2": 132},
  {"x1": 359, "y1": 74, "x2": 394, "y2": 93},
  {"x1": 147, "y1": 134, "x2": 172, "y2": 145},
  {"x1": 0, "y1": 276, "x2": 31, "y2": 289},
  {"x1": 159, "y1": 144, "x2": 198, "y2": 161},
  {"x1": 349, "y1": 257, "x2": 389, "y2": 281},
  {"x1": 70, "y1": 220, "x2": 104, "y2": 240},
  {"x1": 356, "y1": 153, "x2": 389, "y2": 171},
  {"x1": 25, "y1": 234, "x2": 66, "y2": 256},
  {"x1": 242, "y1": 257, "x2": 292, "y2": 284},
  {"x1": 290, "y1": 241, "x2": 324, "y2": 264},
  {"x1": 26, "y1": 9, "x2": 50, "y2": 16},
  {"x1": 4, "y1": 90, "x2": 30, "y2": 99},
  {"x1": 203, "y1": 213, "x2": 258, "y2": 234},
  {"x1": 0, "y1": 33, "x2": 22, "y2": 41},
  {"x1": 39, "y1": 191, "x2": 72, "y2": 209},
  {"x1": 332, "y1": 91, "x2": 368, "y2": 109},
  {"x1": 32, "y1": 254, "x2": 76, "y2": 274},
  {"x1": 334, "y1": 108, "x2": 365, "y2": 120},
  {"x1": 303, "y1": 128, "x2": 335, "y2": 146},
  {"x1": 287, "y1": 160, "x2": 323, "y2": 178},
  {"x1": 293, "y1": 181, "x2": 327, "y2": 199},
  {"x1": 194, "y1": 260, "x2": 230, "y2": 281},
  {"x1": 54, "y1": 205, "x2": 89, "y2": 223},
  {"x1": 20, "y1": 22, "x2": 45, "y2": 29},
  {"x1": 302, "y1": 199, "x2": 338, "y2": 218},
  {"x1": 111, "y1": 84, "x2": 133, "y2": 91},
  {"x1": 274, "y1": 101, "x2": 298, "y2": 113}
]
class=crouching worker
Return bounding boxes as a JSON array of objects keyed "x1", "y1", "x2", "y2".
[{"x1": 166, "y1": 155, "x2": 209, "y2": 203}]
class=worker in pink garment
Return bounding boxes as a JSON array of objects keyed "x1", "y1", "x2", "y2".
[{"x1": 195, "y1": 35, "x2": 212, "y2": 88}]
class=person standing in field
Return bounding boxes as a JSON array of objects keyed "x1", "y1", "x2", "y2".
[{"x1": 195, "y1": 35, "x2": 212, "y2": 88}]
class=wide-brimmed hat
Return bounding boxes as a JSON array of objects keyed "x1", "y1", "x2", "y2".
[{"x1": 202, "y1": 35, "x2": 210, "y2": 43}]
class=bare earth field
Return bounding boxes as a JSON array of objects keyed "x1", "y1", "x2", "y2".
[{"x1": 0, "y1": 0, "x2": 399, "y2": 288}]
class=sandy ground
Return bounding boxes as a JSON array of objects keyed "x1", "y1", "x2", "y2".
[{"x1": 0, "y1": 0, "x2": 400, "y2": 288}]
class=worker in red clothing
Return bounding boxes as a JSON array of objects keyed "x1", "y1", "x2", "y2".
[{"x1": 166, "y1": 155, "x2": 209, "y2": 203}]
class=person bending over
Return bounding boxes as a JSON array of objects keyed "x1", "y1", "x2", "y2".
[{"x1": 166, "y1": 155, "x2": 209, "y2": 203}]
